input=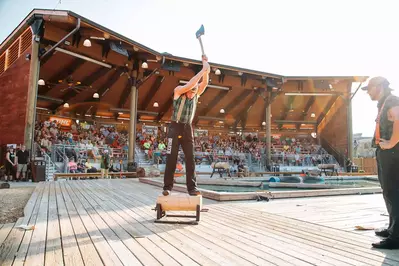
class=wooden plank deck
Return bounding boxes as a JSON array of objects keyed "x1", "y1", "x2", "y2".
[
  {"x1": 0, "y1": 179, "x2": 397, "y2": 266},
  {"x1": 239, "y1": 193, "x2": 389, "y2": 237}
]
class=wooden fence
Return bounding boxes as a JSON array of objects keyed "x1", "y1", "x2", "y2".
[{"x1": 353, "y1": 157, "x2": 377, "y2": 174}]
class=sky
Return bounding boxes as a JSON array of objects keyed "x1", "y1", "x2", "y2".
[{"x1": 1, "y1": 0, "x2": 399, "y2": 137}]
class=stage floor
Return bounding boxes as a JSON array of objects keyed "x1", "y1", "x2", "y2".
[{"x1": 0, "y1": 179, "x2": 397, "y2": 266}]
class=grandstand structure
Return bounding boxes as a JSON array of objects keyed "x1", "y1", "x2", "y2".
[{"x1": 0, "y1": 9, "x2": 367, "y2": 171}]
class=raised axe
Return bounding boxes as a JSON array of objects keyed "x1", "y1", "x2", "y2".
[{"x1": 195, "y1": 24, "x2": 205, "y2": 56}]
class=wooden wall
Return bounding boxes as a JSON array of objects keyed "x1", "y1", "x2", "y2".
[
  {"x1": 0, "y1": 45, "x2": 32, "y2": 147},
  {"x1": 317, "y1": 96, "x2": 349, "y2": 161},
  {"x1": 353, "y1": 158, "x2": 377, "y2": 174}
]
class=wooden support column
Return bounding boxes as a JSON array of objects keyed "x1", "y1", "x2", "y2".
[
  {"x1": 347, "y1": 86, "x2": 354, "y2": 163},
  {"x1": 25, "y1": 19, "x2": 43, "y2": 155},
  {"x1": 128, "y1": 63, "x2": 139, "y2": 165},
  {"x1": 265, "y1": 92, "x2": 272, "y2": 168}
]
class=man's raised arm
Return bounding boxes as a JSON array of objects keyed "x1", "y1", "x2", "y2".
[{"x1": 174, "y1": 56, "x2": 210, "y2": 97}]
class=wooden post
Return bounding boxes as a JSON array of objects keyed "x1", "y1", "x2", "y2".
[
  {"x1": 347, "y1": 82, "x2": 354, "y2": 163},
  {"x1": 347, "y1": 97, "x2": 353, "y2": 162},
  {"x1": 25, "y1": 35, "x2": 40, "y2": 154},
  {"x1": 266, "y1": 93, "x2": 271, "y2": 168},
  {"x1": 128, "y1": 68, "x2": 139, "y2": 164}
]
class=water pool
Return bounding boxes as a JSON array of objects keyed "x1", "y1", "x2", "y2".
[{"x1": 198, "y1": 179, "x2": 380, "y2": 193}]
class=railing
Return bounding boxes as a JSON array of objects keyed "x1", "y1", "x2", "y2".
[
  {"x1": 51, "y1": 146, "x2": 70, "y2": 173},
  {"x1": 320, "y1": 137, "x2": 345, "y2": 167},
  {"x1": 43, "y1": 152, "x2": 57, "y2": 181},
  {"x1": 147, "y1": 148, "x2": 338, "y2": 171}
]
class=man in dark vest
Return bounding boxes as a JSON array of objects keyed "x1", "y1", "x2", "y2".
[
  {"x1": 162, "y1": 55, "x2": 210, "y2": 196},
  {"x1": 362, "y1": 76, "x2": 399, "y2": 249}
]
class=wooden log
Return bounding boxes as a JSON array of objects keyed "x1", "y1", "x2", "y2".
[
  {"x1": 54, "y1": 172, "x2": 137, "y2": 180},
  {"x1": 174, "y1": 177, "x2": 263, "y2": 187},
  {"x1": 156, "y1": 194, "x2": 202, "y2": 211}
]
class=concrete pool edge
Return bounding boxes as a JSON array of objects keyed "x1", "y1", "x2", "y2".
[{"x1": 139, "y1": 177, "x2": 382, "y2": 201}]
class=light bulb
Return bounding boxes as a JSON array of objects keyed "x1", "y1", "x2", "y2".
[{"x1": 83, "y1": 39, "x2": 91, "y2": 47}]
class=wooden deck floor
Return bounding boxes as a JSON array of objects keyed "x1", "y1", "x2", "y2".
[{"x1": 0, "y1": 179, "x2": 398, "y2": 266}]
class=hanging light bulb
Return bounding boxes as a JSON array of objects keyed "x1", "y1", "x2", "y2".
[
  {"x1": 93, "y1": 92, "x2": 99, "y2": 99},
  {"x1": 215, "y1": 69, "x2": 221, "y2": 75},
  {"x1": 76, "y1": 120, "x2": 79, "y2": 124},
  {"x1": 311, "y1": 113, "x2": 316, "y2": 118},
  {"x1": 262, "y1": 121, "x2": 266, "y2": 126},
  {"x1": 219, "y1": 108, "x2": 225, "y2": 114},
  {"x1": 83, "y1": 39, "x2": 92, "y2": 47},
  {"x1": 141, "y1": 62, "x2": 148, "y2": 69},
  {"x1": 38, "y1": 79, "x2": 45, "y2": 86},
  {"x1": 153, "y1": 102, "x2": 159, "y2": 107},
  {"x1": 63, "y1": 103, "x2": 69, "y2": 108}
]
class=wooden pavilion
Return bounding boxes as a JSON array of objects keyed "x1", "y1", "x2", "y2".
[{"x1": 0, "y1": 9, "x2": 367, "y2": 167}]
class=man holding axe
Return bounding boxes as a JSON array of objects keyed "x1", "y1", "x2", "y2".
[{"x1": 162, "y1": 25, "x2": 210, "y2": 196}]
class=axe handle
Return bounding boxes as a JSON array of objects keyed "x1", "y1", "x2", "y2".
[{"x1": 198, "y1": 37, "x2": 205, "y2": 56}]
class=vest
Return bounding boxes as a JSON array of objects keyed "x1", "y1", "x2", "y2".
[
  {"x1": 171, "y1": 94, "x2": 198, "y2": 124},
  {"x1": 372, "y1": 94, "x2": 399, "y2": 149}
]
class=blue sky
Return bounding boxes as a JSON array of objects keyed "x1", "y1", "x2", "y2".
[{"x1": 1, "y1": 0, "x2": 398, "y2": 137}]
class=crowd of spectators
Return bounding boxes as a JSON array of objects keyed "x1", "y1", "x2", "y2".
[
  {"x1": 137, "y1": 131, "x2": 333, "y2": 167},
  {"x1": 33, "y1": 118, "x2": 334, "y2": 170}
]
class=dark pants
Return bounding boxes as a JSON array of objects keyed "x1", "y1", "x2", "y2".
[
  {"x1": 376, "y1": 146, "x2": 399, "y2": 240},
  {"x1": 163, "y1": 122, "x2": 197, "y2": 192}
]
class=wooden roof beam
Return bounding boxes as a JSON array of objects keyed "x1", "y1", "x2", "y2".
[
  {"x1": 278, "y1": 95, "x2": 296, "y2": 130},
  {"x1": 296, "y1": 96, "x2": 316, "y2": 130},
  {"x1": 301, "y1": 96, "x2": 316, "y2": 119},
  {"x1": 205, "y1": 89, "x2": 251, "y2": 127},
  {"x1": 97, "y1": 67, "x2": 125, "y2": 98},
  {"x1": 82, "y1": 67, "x2": 125, "y2": 104},
  {"x1": 195, "y1": 90, "x2": 229, "y2": 125},
  {"x1": 260, "y1": 99, "x2": 267, "y2": 126},
  {"x1": 233, "y1": 90, "x2": 260, "y2": 129},
  {"x1": 51, "y1": 66, "x2": 110, "y2": 109},
  {"x1": 274, "y1": 120, "x2": 317, "y2": 124},
  {"x1": 317, "y1": 95, "x2": 339, "y2": 125},
  {"x1": 64, "y1": 66, "x2": 110, "y2": 101},
  {"x1": 40, "y1": 58, "x2": 85, "y2": 95},
  {"x1": 156, "y1": 97, "x2": 173, "y2": 122},
  {"x1": 140, "y1": 76, "x2": 164, "y2": 110},
  {"x1": 217, "y1": 89, "x2": 252, "y2": 118},
  {"x1": 118, "y1": 78, "x2": 132, "y2": 108},
  {"x1": 117, "y1": 67, "x2": 158, "y2": 108}
]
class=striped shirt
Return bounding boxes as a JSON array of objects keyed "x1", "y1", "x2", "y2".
[{"x1": 171, "y1": 94, "x2": 198, "y2": 124}]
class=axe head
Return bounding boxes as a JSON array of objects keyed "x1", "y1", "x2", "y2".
[{"x1": 195, "y1": 24, "x2": 205, "y2": 38}]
